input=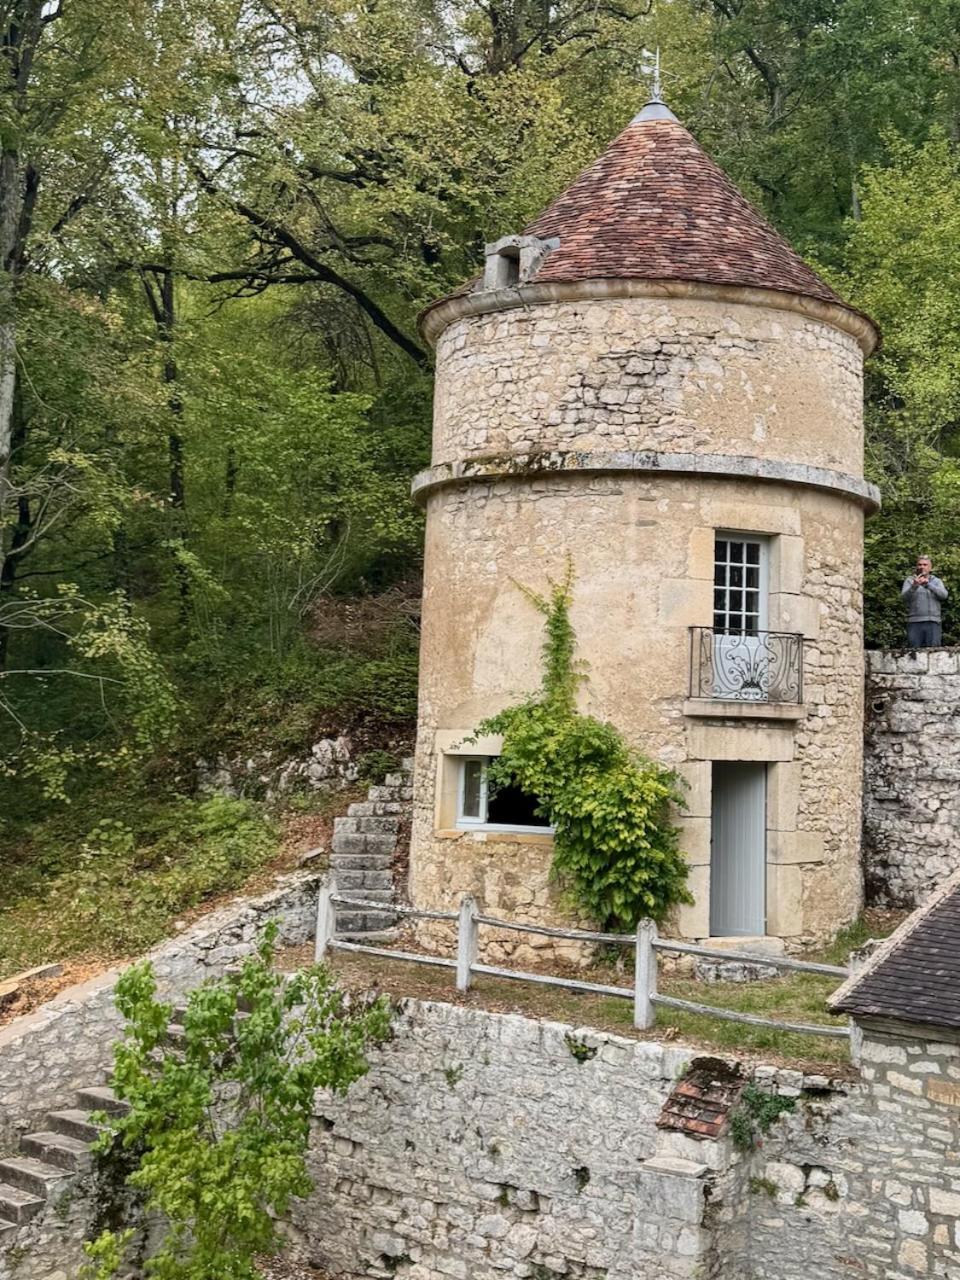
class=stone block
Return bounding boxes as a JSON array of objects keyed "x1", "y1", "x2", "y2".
[
  {"x1": 676, "y1": 816, "x2": 710, "y2": 867},
  {"x1": 685, "y1": 722, "x2": 795, "y2": 762},
  {"x1": 675, "y1": 865, "x2": 710, "y2": 937},
  {"x1": 766, "y1": 761, "x2": 800, "y2": 833},
  {"x1": 768, "y1": 830, "x2": 825, "y2": 865},
  {"x1": 765, "y1": 864, "x2": 802, "y2": 937},
  {"x1": 929, "y1": 1186, "x2": 960, "y2": 1217},
  {"x1": 676, "y1": 761, "x2": 711, "y2": 818}
]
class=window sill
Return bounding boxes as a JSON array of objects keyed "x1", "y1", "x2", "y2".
[
  {"x1": 435, "y1": 828, "x2": 555, "y2": 846},
  {"x1": 682, "y1": 699, "x2": 807, "y2": 722}
]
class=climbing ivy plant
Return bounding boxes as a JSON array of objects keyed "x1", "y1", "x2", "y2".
[{"x1": 474, "y1": 568, "x2": 691, "y2": 929}]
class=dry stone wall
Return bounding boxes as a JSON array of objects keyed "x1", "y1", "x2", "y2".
[
  {"x1": 863, "y1": 649, "x2": 960, "y2": 906},
  {"x1": 0, "y1": 873, "x2": 320, "y2": 1156},
  {"x1": 294, "y1": 1002, "x2": 960, "y2": 1280}
]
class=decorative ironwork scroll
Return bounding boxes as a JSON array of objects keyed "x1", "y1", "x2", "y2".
[{"x1": 689, "y1": 627, "x2": 803, "y2": 704}]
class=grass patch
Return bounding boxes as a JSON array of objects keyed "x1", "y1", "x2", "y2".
[
  {"x1": 319, "y1": 909, "x2": 907, "y2": 1070},
  {"x1": 0, "y1": 792, "x2": 279, "y2": 979}
]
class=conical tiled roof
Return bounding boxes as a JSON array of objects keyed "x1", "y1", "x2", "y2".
[{"x1": 522, "y1": 106, "x2": 842, "y2": 306}]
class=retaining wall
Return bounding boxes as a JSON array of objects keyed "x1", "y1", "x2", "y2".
[
  {"x1": 293, "y1": 1000, "x2": 960, "y2": 1280},
  {"x1": 0, "y1": 873, "x2": 320, "y2": 1155},
  {"x1": 864, "y1": 649, "x2": 960, "y2": 906}
]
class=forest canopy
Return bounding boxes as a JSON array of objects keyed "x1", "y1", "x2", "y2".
[{"x1": 2, "y1": 0, "x2": 960, "y2": 819}]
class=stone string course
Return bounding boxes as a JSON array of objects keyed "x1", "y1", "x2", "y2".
[{"x1": 863, "y1": 649, "x2": 960, "y2": 906}]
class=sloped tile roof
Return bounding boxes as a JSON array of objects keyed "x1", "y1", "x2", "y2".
[
  {"x1": 523, "y1": 115, "x2": 843, "y2": 305},
  {"x1": 830, "y1": 876, "x2": 960, "y2": 1029},
  {"x1": 657, "y1": 1057, "x2": 745, "y2": 1139}
]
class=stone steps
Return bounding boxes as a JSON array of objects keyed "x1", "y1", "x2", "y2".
[
  {"x1": 0, "y1": 1085, "x2": 129, "y2": 1240},
  {"x1": 328, "y1": 757, "x2": 413, "y2": 935}
]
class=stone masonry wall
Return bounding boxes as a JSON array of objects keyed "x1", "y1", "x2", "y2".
[
  {"x1": 716, "y1": 1024, "x2": 960, "y2": 1279},
  {"x1": 295, "y1": 1000, "x2": 709, "y2": 1280},
  {"x1": 294, "y1": 1002, "x2": 960, "y2": 1280},
  {"x1": 864, "y1": 649, "x2": 960, "y2": 906},
  {"x1": 431, "y1": 297, "x2": 863, "y2": 477},
  {"x1": 0, "y1": 872, "x2": 321, "y2": 1156}
]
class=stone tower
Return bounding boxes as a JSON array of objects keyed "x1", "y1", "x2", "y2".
[{"x1": 409, "y1": 97, "x2": 878, "y2": 953}]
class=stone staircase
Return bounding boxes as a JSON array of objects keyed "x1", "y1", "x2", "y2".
[
  {"x1": 0, "y1": 1085, "x2": 126, "y2": 1242},
  {"x1": 330, "y1": 758, "x2": 412, "y2": 936},
  {"x1": 0, "y1": 1001, "x2": 236, "y2": 1245}
]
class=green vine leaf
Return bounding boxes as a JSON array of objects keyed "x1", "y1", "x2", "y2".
[{"x1": 476, "y1": 564, "x2": 691, "y2": 929}]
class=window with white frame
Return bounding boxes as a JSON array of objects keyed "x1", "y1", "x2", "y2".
[
  {"x1": 713, "y1": 534, "x2": 769, "y2": 634},
  {"x1": 456, "y1": 757, "x2": 552, "y2": 833}
]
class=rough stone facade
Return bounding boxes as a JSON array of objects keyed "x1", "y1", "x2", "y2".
[
  {"x1": 0, "y1": 873, "x2": 320, "y2": 1157},
  {"x1": 411, "y1": 283, "x2": 872, "y2": 954},
  {"x1": 431, "y1": 297, "x2": 864, "y2": 475},
  {"x1": 864, "y1": 649, "x2": 960, "y2": 907},
  {"x1": 716, "y1": 1021, "x2": 960, "y2": 1279},
  {"x1": 297, "y1": 1000, "x2": 710, "y2": 1280},
  {"x1": 293, "y1": 1001, "x2": 960, "y2": 1280}
]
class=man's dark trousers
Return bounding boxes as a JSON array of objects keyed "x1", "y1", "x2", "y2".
[{"x1": 908, "y1": 621, "x2": 942, "y2": 648}]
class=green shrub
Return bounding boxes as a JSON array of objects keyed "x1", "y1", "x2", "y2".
[{"x1": 83, "y1": 926, "x2": 391, "y2": 1279}]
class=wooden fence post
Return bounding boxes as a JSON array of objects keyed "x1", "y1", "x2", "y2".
[
  {"x1": 315, "y1": 880, "x2": 335, "y2": 962},
  {"x1": 634, "y1": 919, "x2": 658, "y2": 1029},
  {"x1": 456, "y1": 895, "x2": 478, "y2": 992}
]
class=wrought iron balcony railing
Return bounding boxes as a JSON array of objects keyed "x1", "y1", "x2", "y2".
[{"x1": 688, "y1": 627, "x2": 804, "y2": 705}]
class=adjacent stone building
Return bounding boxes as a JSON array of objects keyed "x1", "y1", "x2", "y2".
[{"x1": 409, "y1": 94, "x2": 880, "y2": 951}]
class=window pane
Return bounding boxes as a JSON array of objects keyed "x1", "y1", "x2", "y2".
[
  {"x1": 461, "y1": 760, "x2": 484, "y2": 819},
  {"x1": 487, "y1": 781, "x2": 550, "y2": 828},
  {"x1": 729, "y1": 590, "x2": 742, "y2": 611},
  {"x1": 730, "y1": 566, "x2": 743, "y2": 587},
  {"x1": 714, "y1": 588, "x2": 726, "y2": 611},
  {"x1": 746, "y1": 542, "x2": 760, "y2": 564},
  {"x1": 745, "y1": 566, "x2": 759, "y2": 589},
  {"x1": 730, "y1": 541, "x2": 743, "y2": 561},
  {"x1": 714, "y1": 563, "x2": 726, "y2": 585},
  {"x1": 715, "y1": 539, "x2": 728, "y2": 561}
]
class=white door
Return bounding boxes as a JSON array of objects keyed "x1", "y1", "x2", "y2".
[
  {"x1": 710, "y1": 762, "x2": 766, "y2": 937},
  {"x1": 712, "y1": 535, "x2": 769, "y2": 701}
]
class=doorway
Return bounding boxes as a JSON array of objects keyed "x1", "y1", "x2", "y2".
[{"x1": 710, "y1": 762, "x2": 767, "y2": 937}]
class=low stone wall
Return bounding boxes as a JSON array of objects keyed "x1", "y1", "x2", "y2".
[
  {"x1": 864, "y1": 649, "x2": 960, "y2": 906},
  {"x1": 0, "y1": 873, "x2": 321, "y2": 1155}
]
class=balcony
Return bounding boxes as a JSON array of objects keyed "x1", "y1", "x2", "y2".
[{"x1": 686, "y1": 627, "x2": 805, "y2": 720}]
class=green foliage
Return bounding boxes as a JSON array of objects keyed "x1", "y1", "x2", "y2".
[
  {"x1": 475, "y1": 569, "x2": 690, "y2": 929},
  {"x1": 83, "y1": 925, "x2": 391, "y2": 1280},
  {"x1": 749, "y1": 1176, "x2": 777, "y2": 1198},
  {"x1": 0, "y1": 793, "x2": 278, "y2": 977},
  {"x1": 564, "y1": 1034, "x2": 598, "y2": 1063},
  {"x1": 730, "y1": 1085, "x2": 797, "y2": 1152}
]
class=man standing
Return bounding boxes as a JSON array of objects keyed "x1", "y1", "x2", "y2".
[{"x1": 902, "y1": 555, "x2": 948, "y2": 648}]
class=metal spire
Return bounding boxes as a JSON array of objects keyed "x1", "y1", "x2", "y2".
[
  {"x1": 633, "y1": 46, "x2": 679, "y2": 123},
  {"x1": 651, "y1": 47, "x2": 663, "y2": 102}
]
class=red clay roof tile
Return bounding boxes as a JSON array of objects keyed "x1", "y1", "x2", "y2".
[{"x1": 523, "y1": 114, "x2": 843, "y2": 306}]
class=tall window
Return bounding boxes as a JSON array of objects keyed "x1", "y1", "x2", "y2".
[
  {"x1": 456, "y1": 757, "x2": 551, "y2": 833},
  {"x1": 713, "y1": 536, "x2": 768, "y2": 634}
]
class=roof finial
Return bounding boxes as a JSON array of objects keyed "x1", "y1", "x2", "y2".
[
  {"x1": 633, "y1": 47, "x2": 678, "y2": 123},
  {"x1": 651, "y1": 47, "x2": 663, "y2": 102}
]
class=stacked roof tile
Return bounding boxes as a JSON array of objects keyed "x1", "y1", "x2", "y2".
[
  {"x1": 522, "y1": 111, "x2": 843, "y2": 306},
  {"x1": 830, "y1": 878, "x2": 960, "y2": 1029}
]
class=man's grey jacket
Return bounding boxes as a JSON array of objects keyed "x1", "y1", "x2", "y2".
[{"x1": 901, "y1": 574, "x2": 949, "y2": 622}]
